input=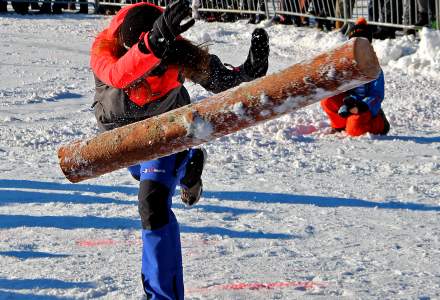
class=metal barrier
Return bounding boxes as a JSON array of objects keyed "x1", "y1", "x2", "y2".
[
  {"x1": 79, "y1": 0, "x2": 440, "y2": 30},
  {"x1": 270, "y1": 0, "x2": 439, "y2": 29},
  {"x1": 3, "y1": 0, "x2": 96, "y2": 13}
]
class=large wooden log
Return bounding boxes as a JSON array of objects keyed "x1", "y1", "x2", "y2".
[{"x1": 58, "y1": 37, "x2": 380, "y2": 183}]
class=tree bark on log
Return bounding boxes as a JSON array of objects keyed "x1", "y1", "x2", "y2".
[{"x1": 58, "y1": 37, "x2": 380, "y2": 183}]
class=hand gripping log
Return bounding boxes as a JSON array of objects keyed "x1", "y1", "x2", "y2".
[{"x1": 58, "y1": 37, "x2": 380, "y2": 183}]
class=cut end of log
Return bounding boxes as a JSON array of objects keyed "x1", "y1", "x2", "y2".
[{"x1": 352, "y1": 37, "x2": 381, "y2": 80}]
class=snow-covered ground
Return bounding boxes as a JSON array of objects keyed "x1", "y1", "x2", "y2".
[{"x1": 1, "y1": 11, "x2": 440, "y2": 300}]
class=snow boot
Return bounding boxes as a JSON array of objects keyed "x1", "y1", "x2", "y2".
[
  {"x1": 180, "y1": 148, "x2": 207, "y2": 206},
  {"x1": 378, "y1": 109, "x2": 390, "y2": 135},
  {"x1": 240, "y1": 28, "x2": 269, "y2": 79}
]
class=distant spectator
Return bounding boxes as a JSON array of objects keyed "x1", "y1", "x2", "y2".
[
  {"x1": 11, "y1": 0, "x2": 29, "y2": 14},
  {"x1": 242, "y1": 0, "x2": 266, "y2": 24},
  {"x1": 67, "y1": 0, "x2": 87, "y2": 13},
  {"x1": 402, "y1": 0, "x2": 436, "y2": 34},
  {"x1": 75, "y1": 0, "x2": 88, "y2": 13},
  {"x1": 0, "y1": 0, "x2": 7, "y2": 13},
  {"x1": 38, "y1": 0, "x2": 51, "y2": 13},
  {"x1": 278, "y1": 0, "x2": 304, "y2": 25},
  {"x1": 415, "y1": 0, "x2": 428, "y2": 26},
  {"x1": 192, "y1": 0, "x2": 201, "y2": 19},
  {"x1": 37, "y1": 0, "x2": 67, "y2": 14},
  {"x1": 30, "y1": 1, "x2": 40, "y2": 10},
  {"x1": 369, "y1": 0, "x2": 402, "y2": 39},
  {"x1": 335, "y1": 0, "x2": 355, "y2": 28},
  {"x1": 306, "y1": 0, "x2": 334, "y2": 31}
]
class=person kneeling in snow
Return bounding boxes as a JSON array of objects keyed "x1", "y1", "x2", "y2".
[
  {"x1": 320, "y1": 17, "x2": 390, "y2": 137},
  {"x1": 90, "y1": 1, "x2": 270, "y2": 298}
]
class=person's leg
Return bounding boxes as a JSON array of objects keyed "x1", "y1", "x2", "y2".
[
  {"x1": 52, "y1": 0, "x2": 65, "y2": 13},
  {"x1": 30, "y1": 1, "x2": 40, "y2": 10},
  {"x1": 415, "y1": 0, "x2": 429, "y2": 25},
  {"x1": 11, "y1": 1, "x2": 29, "y2": 14},
  {"x1": 78, "y1": 0, "x2": 88, "y2": 13},
  {"x1": 320, "y1": 94, "x2": 347, "y2": 131},
  {"x1": 192, "y1": 28, "x2": 269, "y2": 94},
  {"x1": 0, "y1": 0, "x2": 7, "y2": 12},
  {"x1": 141, "y1": 212, "x2": 183, "y2": 300},
  {"x1": 138, "y1": 154, "x2": 184, "y2": 300},
  {"x1": 38, "y1": 0, "x2": 51, "y2": 13}
]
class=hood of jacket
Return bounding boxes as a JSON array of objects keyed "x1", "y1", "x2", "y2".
[{"x1": 107, "y1": 2, "x2": 164, "y2": 38}]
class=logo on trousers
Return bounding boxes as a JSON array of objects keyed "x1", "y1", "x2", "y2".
[{"x1": 142, "y1": 168, "x2": 166, "y2": 174}]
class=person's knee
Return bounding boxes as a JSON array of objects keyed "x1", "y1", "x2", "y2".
[{"x1": 138, "y1": 180, "x2": 171, "y2": 230}]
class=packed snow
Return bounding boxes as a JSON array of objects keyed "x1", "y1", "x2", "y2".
[{"x1": 1, "y1": 12, "x2": 440, "y2": 299}]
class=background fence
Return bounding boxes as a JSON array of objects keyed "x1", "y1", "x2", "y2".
[
  {"x1": 95, "y1": 0, "x2": 439, "y2": 30},
  {"x1": 2, "y1": 0, "x2": 438, "y2": 30}
]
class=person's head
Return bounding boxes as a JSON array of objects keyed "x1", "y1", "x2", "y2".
[
  {"x1": 94, "y1": 2, "x2": 210, "y2": 80},
  {"x1": 347, "y1": 17, "x2": 373, "y2": 43},
  {"x1": 118, "y1": 4, "x2": 163, "y2": 50},
  {"x1": 117, "y1": 3, "x2": 210, "y2": 80}
]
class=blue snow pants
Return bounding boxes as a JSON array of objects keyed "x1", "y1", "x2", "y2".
[{"x1": 128, "y1": 150, "x2": 193, "y2": 300}]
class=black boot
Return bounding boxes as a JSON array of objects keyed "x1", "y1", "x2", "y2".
[
  {"x1": 240, "y1": 28, "x2": 269, "y2": 79},
  {"x1": 378, "y1": 109, "x2": 390, "y2": 135},
  {"x1": 180, "y1": 148, "x2": 207, "y2": 206}
]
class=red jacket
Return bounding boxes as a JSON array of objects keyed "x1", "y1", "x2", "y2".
[{"x1": 90, "y1": 3, "x2": 182, "y2": 107}]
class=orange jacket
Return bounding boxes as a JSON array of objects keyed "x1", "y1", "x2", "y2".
[{"x1": 90, "y1": 2, "x2": 181, "y2": 107}]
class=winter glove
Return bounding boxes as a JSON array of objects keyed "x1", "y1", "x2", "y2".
[
  {"x1": 338, "y1": 104, "x2": 350, "y2": 118},
  {"x1": 339, "y1": 95, "x2": 369, "y2": 117},
  {"x1": 148, "y1": 0, "x2": 195, "y2": 58}
]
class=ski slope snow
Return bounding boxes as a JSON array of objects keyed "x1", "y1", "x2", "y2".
[{"x1": 0, "y1": 12, "x2": 439, "y2": 299}]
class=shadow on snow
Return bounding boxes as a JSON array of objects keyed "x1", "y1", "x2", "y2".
[
  {"x1": 0, "y1": 189, "x2": 135, "y2": 205},
  {"x1": 0, "y1": 179, "x2": 137, "y2": 195},
  {"x1": 0, "y1": 251, "x2": 69, "y2": 260},
  {"x1": 204, "y1": 191, "x2": 440, "y2": 212},
  {"x1": 2, "y1": 179, "x2": 439, "y2": 212},
  {"x1": 0, "y1": 215, "x2": 293, "y2": 239},
  {"x1": 382, "y1": 135, "x2": 440, "y2": 144},
  {"x1": 0, "y1": 290, "x2": 76, "y2": 300},
  {"x1": 0, "y1": 278, "x2": 95, "y2": 290},
  {"x1": 0, "y1": 185, "x2": 258, "y2": 216}
]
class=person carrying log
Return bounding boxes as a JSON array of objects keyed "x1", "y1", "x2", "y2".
[{"x1": 90, "y1": 1, "x2": 270, "y2": 298}]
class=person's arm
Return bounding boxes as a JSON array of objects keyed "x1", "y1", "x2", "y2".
[
  {"x1": 361, "y1": 70, "x2": 384, "y2": 117},
  {"x1": 347, "y1": 71, "x2": 384, "y2": 116}
]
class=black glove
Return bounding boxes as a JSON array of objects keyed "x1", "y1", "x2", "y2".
[
  {"x1": 148, "y1": 0, "x2": 195, "y2": 58},
  {"x1": 338, "y1": 104, "x2": 350, "y2": 118},
  {"x1": 342, "y1": 95, "x2": 369, "y2": 114}
]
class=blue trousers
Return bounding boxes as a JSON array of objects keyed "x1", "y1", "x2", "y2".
[{"x1": 128, "y1": 151, "x2": 193, "y2": 300}]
